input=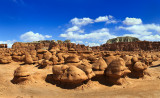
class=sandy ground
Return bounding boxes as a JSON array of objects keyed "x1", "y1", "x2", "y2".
[{"x1": 0, "y1": 61, "x2": 160, "y2": 98}]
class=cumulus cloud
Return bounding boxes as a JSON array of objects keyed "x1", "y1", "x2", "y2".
[
  {"x1": 66, "y1": 26, "x2": 80, "y2": 32},
  {"x1": 119, "y1": 24, "x2": 160, "y2": 35},
  {"x1": 60, "y1": 28, "x2": 116, "y2": 46},
  {"x1": 60, "y1": 28, "x2": 116, "y2": 40},
  {"x1": 120, "y1": 23, "x2": 160, "y2": 41},
  {"x1": 0, "y1": 40, "x2": 16, "y2": 48},
  {"x1": 20, "y1": 31, "x2": 52, "y2": 42},
  {"x1": 95, "y1": 15, "x2": 117, "y2": 24},
  {"x1": 60, "y1": 15, "x2": 160, "y2": 46},
  {"x1": 123, "y1": 17, "x2": 142, "y2": 25},
  {"x1": 72, "y1": 41, "x2": 83, "y2": 44},
  {"x1": 87, "y1": 43, "x2": 100, "y2": 47},
  {"x1": 95, "y1": 16, "x2": 109, "y2": 22},
  {"x1": 70, "y1": 17, "x2": 93, "y2": 26}
]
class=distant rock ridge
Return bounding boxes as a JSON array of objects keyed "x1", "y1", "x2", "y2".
[{"x1": 106, "y1": 36, "x2": 140, "y2": 44}]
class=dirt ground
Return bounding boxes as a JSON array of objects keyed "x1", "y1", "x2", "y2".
[{"x1": 0, "y1": 61, "x2": 160, "y2": 98}]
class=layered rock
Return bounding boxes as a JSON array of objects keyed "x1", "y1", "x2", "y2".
[
  {"x1": 105, "y1": 58, "x2": 131, "y2": 85},
  {"x1": 106, "y1": 36, "x2": 140, "y2": 44}
]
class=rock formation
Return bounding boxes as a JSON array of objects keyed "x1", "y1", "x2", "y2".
[{"x1": 106, "y1": 36, "x2": 140, "y2": 44}]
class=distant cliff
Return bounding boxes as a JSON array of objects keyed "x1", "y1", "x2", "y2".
[{"x1": 106, "y1": 36, "x2": 140, "y2": 44}]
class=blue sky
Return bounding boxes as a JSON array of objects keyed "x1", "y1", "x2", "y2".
[{"x1": 0, "y1": 0, "x2": 160, "y2": 47}]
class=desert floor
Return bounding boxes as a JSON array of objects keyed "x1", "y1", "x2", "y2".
[{"x1": 0, "y1": 61, "x2": 160, "y2": 98}]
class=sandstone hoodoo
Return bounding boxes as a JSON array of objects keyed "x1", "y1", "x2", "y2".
[
  {"x1": 92, "y1": 57, "x2": 108, "y2": 75},
  {"x1": 105, "y1": 58, "x2": 131, "y2": 85},
  {"x1": 0, "y1": 38, "x2": 160, "y2": 94},
  {"x1": 12, "y1": 65, "x2": 34, "y2": 84},
  {"x1": 52, "y1": 65, "x2": 88, "y2": 84}
]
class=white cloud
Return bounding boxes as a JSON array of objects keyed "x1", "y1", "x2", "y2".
[
  {"x1": 95, "y1": 15, "x2": 117, "y2": 24},
  {"x1": 72, "y1": 41, "x2": 83, "y2": 44},
  {"x1": 87, "y1": 43, "x2": 100, "y2": 47},
  {"x1": 20, "y1": 31, "x2": 52, "y2": 42},
  {"x1": 60, "y1": 28, "x2": 116, "y2": 40},
  {"x1": 120, "y1": 23, "x2": 160, "y2": 41},
  {"x1": 123, "y1": 17, "x2": 142, "y2": 25},
  {"x1": 141, "y1": 35, "x2": 160, "y2": 41},
  {"x1": 70, "y1": 17, "x2": 93, "y2": 26},
  {"x1": 45, "y1": 35, "x2": 52, "y2": 38},
  {"x1": 119, "y1": 24, "x2": 160, "y2": 35},
  {"x1": 0, "y1": 40, "x2": 16, "y2": 48},
  {"x1": 95, "y1": 16, "x2": 109, "y2": 22},
  {"x1": 66, "y1": 26, "x2": 80, "y2": 32},
  {"x1": 60, "y1": 28, "x2": 116, "y2": 46}
]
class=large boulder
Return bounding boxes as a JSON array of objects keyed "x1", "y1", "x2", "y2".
[
  {"x1": 12, "y1": 55, "x2": 25, "y2": 62},
  {"x1": 11, "y1": 65, "x2": 34, "y2": 84},
  {"x1": 92, "y1": 57, "x2": 108, "y2": 75},
  {"x1": 77, "y1": 59, "x2": 95, "y2": 79},
  {"x1": 52, "y1": 65, "x2": 88, "y2": 84},
  {"x1": 0, "y1": 56, "x2": 12, "y2": 64},
  {"x1": 50, "y1": 55, "x2": 58, "y2": 65},
  {"x1": 43, "y1": 51, "x2": 52, "y2": 60},
  {"x1": 38, "y1": 59, "x2": 53, "y2": 68},
  {"x1": 65, "y1": 54, "x2": 80, "y2": 63},
  {"x1": 57, "y1": 53, "x2": 65, "y2": 64},
  {"x1": 130, "y1": 62, "x2": 148, "y2": 78},
  {"x1": 105, "y1": 58, "x2": 131, "y2": 85},
  {"x1": 24, "y1": 53, "x2": 33, "y2": 64},
  {"x1": 103, "y1": 55, "x2": 117, "y2": 65}
]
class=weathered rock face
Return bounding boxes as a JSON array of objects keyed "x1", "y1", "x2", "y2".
[
  {"x1": 52, "y1": 65, "x2": 88, "y2": 84},
  {"x1": 12, "y1": 41, "x2": 90, "y2": 52},
  {"x1": 105, "y1": 58, "x2": 131, "y2": 85},
  {"x1": 77, "y1": 59, "x2": 95, "y2": 79},
  {"x1": 24, "y1": 53, "x2": 33, "y2": 64},
  {"x1": 11, "y1": 65, "x2": 34, "y2": 84},
  {"x1": 0, "y1": 56, "x2": 12, "y2": 64},
  {"x1": 65, "y1": 55, "x2": 80, "y2": 63},
  {"x1": 92, "y1": 41, "x2": 160, "y2": 51},
  {"x1": 107, "y1": 36, "x2": 140, "y2": 44},
  {"x1": 0, "y1": 44, "x2": 7, "y2": 48},
  {"x1": 130, "y1": 62, "x2": 148, "y2": 78},
  {"x1": 92, "y1": 57, "x2": 108, "y2": 75}
]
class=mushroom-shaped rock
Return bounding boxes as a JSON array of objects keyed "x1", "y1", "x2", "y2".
[
  {"x1": 69, "y1": 48, "x2": 75, "y2": 51},
  {"x1": 24, "y1": 53, "x2": 33, "y2": 64},
  {"x1": 49, "y1": 49, "x2": 57, "y2": 55},
  {"x1": 37, "y1": 54, "x2": 44, "y2": 60},
  {"x1": 39, "y1": 60, "x2": 53, "y2": 68},
  {"x1": 92, "y1": 57, "x2": 108, "y2": 75},
  {"x1": 132, "y1": 56, "x2": 139, "y2": 63},
  {"x1": 50, "y1": 55, "x2": 58, "y2": 65},
  {"x1": 87, "y1": 56, "x2": 97, "y2": 64},
  {"x1": 133, "y1": 62, "x2": 147, "y2": 71},
  {"x1": 68, "y1": 48, "x2": 77, "y2": 54},
  {"x1": 130, "y1": 62, "x2": 148, "y2": 78},
  {"x1": 43, "y1": 51, "x2": 52, "y2": 60},
  {"x1": 12, "y1": 55, "x2": 25, "y2": 62},
  {"x1": 0, "y1": 56, "x2": 12, "y2": 64},
  {"x1": 151, "y1": 55, "x2": 159, "y2": 61},
  {"x1": 52, "y1": 65, "x2": 88, "y2": 84},
  {"x1": 11, "y1": 65, "x2": 34, "y2": 84},
  {"x1": 65, "y1": 55, "x2": 80, "y2": 63},
  {"x1": 105, "y1": 58, "x2": 131, "y2": 85},
  {"x1": 77, "y1": 59, "x2": 95, "y2": 79},
  {"x1": 57, "y1": 53, "x2": 65, "y2": 64},
  {"x1": 122, "y1": 55, "x2": 133, "y2": 70},
  {"x1": 37, "y1": 49, "x2": 47, "y2": 53},
  {"x1": 103, "y1": 56, "x2": 117, "y2": 65}
]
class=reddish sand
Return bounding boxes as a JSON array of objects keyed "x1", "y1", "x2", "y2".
[{"x1": 0, "y1": 61, "x2": 160, "y2": 98}]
